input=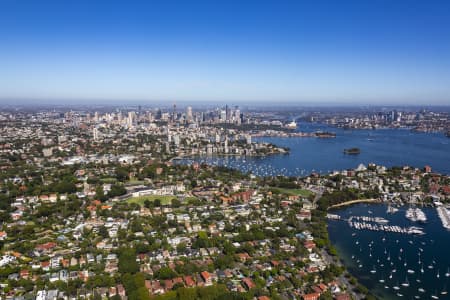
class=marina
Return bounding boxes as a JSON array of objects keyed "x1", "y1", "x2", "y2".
[
  {"x1": 326, "y1": 214, "x2": 426, "y2": 235},
  {"x1": 328, "y1": 203, "x2": 450, "y2": 300}
]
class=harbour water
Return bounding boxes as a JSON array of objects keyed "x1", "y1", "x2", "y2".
[
  {"x1": 176, "y1": 122, "x2": 450, "y2": 176},
  {"x1": 328, "y1": 204, "x2": 450, "y2": 299},
  {"x1": 175, "y1": 122, "x2": 450, "y2": 298}
]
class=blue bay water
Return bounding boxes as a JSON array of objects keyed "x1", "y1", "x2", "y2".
[
  {"x1": 177, "y1": 122, "x2": 450, "y2": 176},
  {"x1": 328, "y1": 204, "x2": 450, "y2": 299}
]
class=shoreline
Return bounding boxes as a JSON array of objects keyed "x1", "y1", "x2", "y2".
[
  {"x1": 170, "y1": 151, "x2": 289, "y2": 161},
  {"x1": 328, "y1": 198, "x2": 381, "y2": 209}
]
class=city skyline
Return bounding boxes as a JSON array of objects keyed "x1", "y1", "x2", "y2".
[
  {"x1": 1, "y1": 0, "x2": 450, "y2": 105},
  {"x1": 1, "y1": 2, "x2": 449, "y2": 296}
]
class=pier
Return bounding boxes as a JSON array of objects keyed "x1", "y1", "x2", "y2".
[
  {"x1": 348, "y1": 220, "x2": 425, "y2": 235},
  {"x1": 437, "y1": 206, "x2": 450, "y2": 230},
  {"x1": 327, "y1": 214, "x2": 425, "y2": 235}
]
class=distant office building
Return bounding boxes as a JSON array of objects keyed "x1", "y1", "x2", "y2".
[
  {"x1": 93, "y1": 127, "x2": 100, "y2": 141},
  {"x1": 161, "y1": 112, "x2": 170, "y2": 121},
  {"x1": 155, "y1": 109, "x2": 162, "y2": 120},
  {"x1": 186, "y1": 106, "x2": 193, "y2": 122},
  {"x1": 127, "y1": 111, "x2": 135, "y2": 128},
  {"x1": 173, "y1": 134, "x2": 180, "y2": 146},
  {"x1": 246, "y1": 135, "x2": 252, "y2": 144},
  {"x1": 43, "y1": 148, "x2": 53, "y2": 157},
  {"x1": 220, "y1": 110, "x2": 226, "y2": 122}
]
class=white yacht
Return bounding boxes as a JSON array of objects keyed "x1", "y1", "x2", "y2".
[{"x1": 286, "y1": 120, "x2": 297, "y2": 129}]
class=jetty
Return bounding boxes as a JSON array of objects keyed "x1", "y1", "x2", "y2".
[
  {"x1": 437, "y1": 206, "x2": 450, "y2": 229},
  {"x1": 327, "y1": 214, "x2": 425, "y2": 235},
  {"x1": 348, "y1": 220, "x2": 425, "y2": 235}
]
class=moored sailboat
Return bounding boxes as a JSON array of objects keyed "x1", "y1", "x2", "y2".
[{"x1": 401, "y1": 276, "x2": 410, "y2": 287}]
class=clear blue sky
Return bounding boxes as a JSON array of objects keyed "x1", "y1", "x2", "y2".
[{"x1": 1, "y1": 0, "x2": 450, "y2": 105}]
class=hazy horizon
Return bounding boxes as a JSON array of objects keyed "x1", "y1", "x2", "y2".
[{"x1": 1, "y1": 98, "x2": 450, "y2": 110}]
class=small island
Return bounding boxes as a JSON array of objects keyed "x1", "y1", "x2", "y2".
[
  {"x1": 315, "y1": 131, "x2": 337, "y2": 138},
  {"x1": 343, "y1": 147, "x2": 361, "y2": 155}
]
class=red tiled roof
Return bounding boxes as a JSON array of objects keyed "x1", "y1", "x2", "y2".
[
  {"x1": 41, "y1": 261, "x2": 50, "y2": 267},
  {"x1": 242, "y1": 277, "x2": 256, "y2": 290},
  {"x1": 335, "y1": 293, "x2": 351, "y2": 300},
  {"x1": 201, "y1": 271, "x2": 211, "y2": 281},
  {"x1": 145, "y1": 280, "x2": 151, "y2": 289},
  {"x1": 302, "y1": 292, "x2": 320, "y2": 300},
  {"x1": 36, "y1": 242, "x2": 57, "y2": 251},
  {"x1": 184, "y1": 275, "x2": 195, "y2": 287},
  {"x1": 304, "y1": 241, "x2": 316, "y2": 249}
]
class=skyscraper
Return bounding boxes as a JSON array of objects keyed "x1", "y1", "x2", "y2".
[
  {"x1": 186, "y1": 106, "x2": 193, "y2": 122},
  {"x1": 220, "y1": 110, "x2": 226, "y2": 122},
  {"x1": 93, "y1": 127, "x2": 99, "y2": 141},
  {"x1": 127, "y1": 111, "x2": 135, "y2": 128},
  {"x1": 172, "y1": 103, "x2": 177, "y2": 122}
]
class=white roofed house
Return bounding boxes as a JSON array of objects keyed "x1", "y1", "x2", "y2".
[{"x1": 176, "y1": 182, "x2": 186, "y2": 192}]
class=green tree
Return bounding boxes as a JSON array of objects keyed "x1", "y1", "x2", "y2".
[
  {"x1": 98, "y1": 225, "x2": 108, "y2": 238},
  {"x1": 153, "y1": 198, "x2": 162, "y2": 207},
  {"x1": 109, "y1": 184, "x2": 127, "y2": 197},
  {"x1": 116, "y1": 167, "x2": 129, "y2": 181},
  {"x1": 155, "y1": 267, "x2": 177, "y2": 280},
  {"x1": 54, "y1": 180, "x2": 77, "y2": 193},
  {"x1": 171, "y1": 198, "x2": 181, "y2": 208},
  {"x1": 95, "y1": 186, "x2": 108, "y2": 202},
  {"x1": 177, "y1": 287, "x2": 197, "y2": 300},
  {"x1": 118, "y1": 248, "x2": 139, "y2": 274},
  {"x1": 214, "y1": 254, "x2": 235, "y2": 269}
]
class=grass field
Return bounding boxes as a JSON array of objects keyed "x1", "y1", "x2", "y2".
[
  {"x1": 272, "y1": 188, "x2": 313, "y2": 197},
  {"x1": 100, "y1": 178, "x2": 117, "y2": 183},
  {"x1": 127, "y1": 195, "x2": 176, "y2": 205},
  {"x1": 125, "y1": 180, "x2": 146, "y2": 186},
  {"x1": 184, "y1": 196, "x2": 199, "y2": 202}
]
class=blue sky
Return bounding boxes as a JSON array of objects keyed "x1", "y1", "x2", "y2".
[{"x1": 1, "y1": 0, "x2": 450, "y2": 105}]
